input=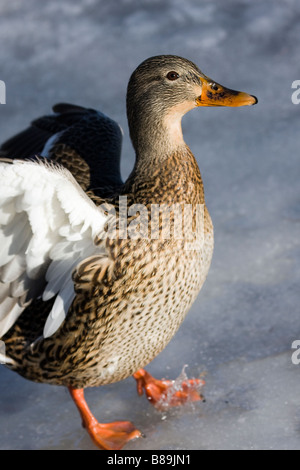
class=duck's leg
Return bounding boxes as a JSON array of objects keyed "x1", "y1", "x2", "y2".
[
  {"x1": 68, "y1": 387, "x2": 141, "y2": 450},
  {"x1": 133, "y1": 368, "x2": 205, "y2": 410}
]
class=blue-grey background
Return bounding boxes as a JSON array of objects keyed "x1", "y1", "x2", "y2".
[{"x1": 0, "y1": 0, "x2": 299, "y2": 450}]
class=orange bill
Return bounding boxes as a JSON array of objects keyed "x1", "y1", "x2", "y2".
[{"x1": 196, "y1": 77, "x2": 257, "y2": 107}]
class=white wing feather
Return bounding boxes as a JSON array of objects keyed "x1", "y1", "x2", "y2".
[{"x1": 0, "y1": 160, "x2": 107, "y2": 339}]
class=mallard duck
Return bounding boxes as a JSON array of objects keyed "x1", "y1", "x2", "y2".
[{"x1": 0, "y1": 55, "x2": 257, "y2": 450}]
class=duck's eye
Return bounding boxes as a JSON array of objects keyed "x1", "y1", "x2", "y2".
[
  {"x1": 211, "y1": 83, "x2": 219, "y2": 91},
  {"x1": 166, "y1": 71, "x2": 179, "y2": 81}
]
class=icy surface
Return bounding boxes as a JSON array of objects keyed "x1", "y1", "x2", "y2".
[{"x1": 0, "y1": 0, "x2": 300, "y2": 450}]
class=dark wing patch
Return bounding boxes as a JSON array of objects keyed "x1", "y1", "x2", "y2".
[
  {"x1": 0, "y1": 125, "x2": 55, "y2": 159},
  {"x1": 0, "y1": 103, "x2": 124, "y2": 198}
]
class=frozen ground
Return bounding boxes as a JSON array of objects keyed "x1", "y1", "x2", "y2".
[{"x1": 0, "y1": 0, "x2": 300, "y2": 450}]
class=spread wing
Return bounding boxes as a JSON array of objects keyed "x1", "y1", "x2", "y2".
[{"x1": 0, "y1": 159, "x2": 108, "y2": 339}]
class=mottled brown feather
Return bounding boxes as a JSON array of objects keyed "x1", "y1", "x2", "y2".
[{"x1": 2, "y1": 56, "x2": 214, "y2": 389}]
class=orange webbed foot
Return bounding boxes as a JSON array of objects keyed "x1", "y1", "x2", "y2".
[
  {"x1": 84, "y1": 420, "x2": 142, "y2": 450},
  {"x1": 69, "y1": 387, "x2": 141, "y2": 450},
  {"x1": 133, "y1": 367, "x2": 205, "y2": 411}
]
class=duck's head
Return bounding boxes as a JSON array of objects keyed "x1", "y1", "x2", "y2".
[{"x1": 126, "y1": 55, "x2": 257, "y2": 157}]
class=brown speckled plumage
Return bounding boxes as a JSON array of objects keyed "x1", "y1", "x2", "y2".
[
  {"x1": 3, "y1": 144, "x2": 213, "y2": 388},
  {"x1": 0, "y1": 57, "x2": 256, "y2": 446}
]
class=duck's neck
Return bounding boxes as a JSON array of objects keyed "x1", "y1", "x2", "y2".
[
  {"x1": 129, "y1": 109, "x2": 187, "y2": 173},
  {"x1": 124, "y1": 116, "x2": 204, "y2": 205}
]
